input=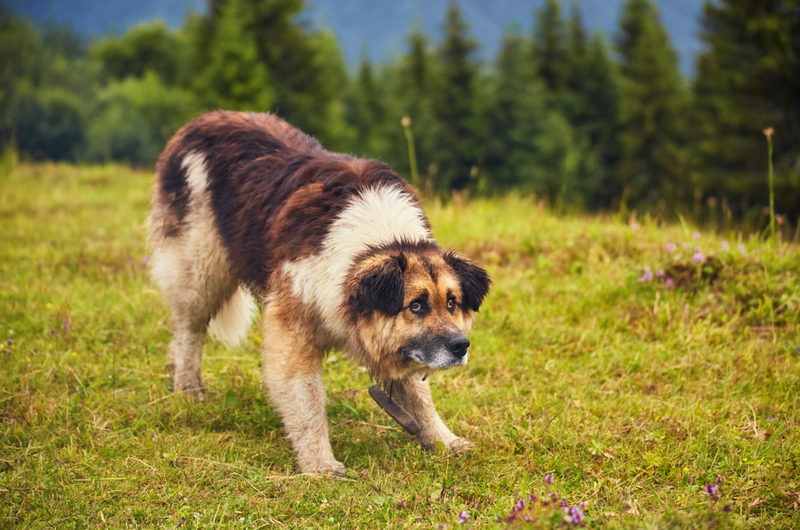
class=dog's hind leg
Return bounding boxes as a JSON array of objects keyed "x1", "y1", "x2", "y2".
[
  {"x1": 386, "y1": 376, "x2": 473, "y2": 453},
  {"x1": 149, "y1": 152, "x2": 242, "y2": 398},
  {"x1": 150, "y1": 241, "x2": 238, "y2": 398},
  {"x1": 260, "y1": 299, "x2": 345, "y2": 476}
]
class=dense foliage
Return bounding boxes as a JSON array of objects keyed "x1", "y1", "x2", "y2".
[{"x1": 0, "y1": 0, "x2": 798, "y2": 227}]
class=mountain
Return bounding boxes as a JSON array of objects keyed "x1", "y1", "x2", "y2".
[{"x1": 2, "y1": 0, "x2": 705, "y2": 75}]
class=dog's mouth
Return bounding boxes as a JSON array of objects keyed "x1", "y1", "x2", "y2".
[{"x1": 400, "y1": 343, "x2": 469, "y2": 370}]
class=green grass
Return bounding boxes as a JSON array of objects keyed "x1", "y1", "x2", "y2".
[{"x1": 1, "y1": 163, "x2": 799, "y2": 529}]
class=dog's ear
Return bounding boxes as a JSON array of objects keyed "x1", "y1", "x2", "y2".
[
  {"x1": 444, "y1": 251, "x2": 491, "y2": 312},
  {"x1": 351, "y1": 254, "x2": 407, "y2": 316}
]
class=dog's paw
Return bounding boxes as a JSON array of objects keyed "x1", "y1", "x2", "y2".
[
  {"x1": 420, "y1": 434, "x2": 473, "y2": 454},
  {"x1": 300, "y1": 459, "x2": 347, "y2": 477},
  {"x1": 448, "y1": 437, "x2": 473, "y2": 453}
]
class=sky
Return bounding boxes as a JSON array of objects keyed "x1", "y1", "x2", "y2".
[{"x1": 3, "y1": 0, "x2": 706, "y2": 75}]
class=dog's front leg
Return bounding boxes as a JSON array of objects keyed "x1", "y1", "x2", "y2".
[
  {"x1": 389, "y1": 376, "x2": 473, "y2": 453},
  {"x1": 260, "y1": 305, "x2": 345, "y2": 476}
]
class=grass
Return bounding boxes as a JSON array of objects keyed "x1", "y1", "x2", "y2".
[{"x1": 1, "y1": 163, "x2": 799, "y2": 529}]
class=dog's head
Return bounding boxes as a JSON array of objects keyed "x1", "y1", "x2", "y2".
[{"x1": 345, "y1": 240, "x2": 490, "y2": 379}]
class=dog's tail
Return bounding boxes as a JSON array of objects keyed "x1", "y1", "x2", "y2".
[{"x1": 208, "y1": 286, "x2": 258, "y2": 348}]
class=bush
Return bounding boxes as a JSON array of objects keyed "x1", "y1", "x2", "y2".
[
  {"x1": 7, "y1": 81, "x2": 86, "y2": 161},
  {"x1": 86, "y1": 72, "x2": 201, "y2": 166}
]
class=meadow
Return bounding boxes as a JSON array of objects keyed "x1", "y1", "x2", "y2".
[{"x1": 1, "y1": 163, "x2": 799, "y2": 528}]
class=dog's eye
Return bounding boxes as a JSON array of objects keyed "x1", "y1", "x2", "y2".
[
  {"x1": 409, "y1": 301, "x2": 424, "y2": 314},
  {"x1": 446, "y1": 297, "x2": 456, "y2": 313}
]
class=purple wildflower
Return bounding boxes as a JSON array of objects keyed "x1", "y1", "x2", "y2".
[
  {"x1": 550, "y1": 493, "x2": 559, "y2": 502},
  {"x1": 524, "y1": 516, "x2": 533, "y2": 523},
  {"x1": 643, "y1": 267, "x2": 653, "y2": 281},
  {"x1": 656, "y1": 269, "x2": 664, "y2": 277},
  {"x1": 6, "y1": 339, "x2": 12, "y2": 345},
  {"x1": 721, "y1": 240, "x2": 729, "y2": 251},
  {"x1": 666, "y1": 278, "x2": 674, "y2": 288},
  {"x1": 568, "y1": 506, "x2": 585, "y2": 524},
  {"x1": 694, "y1": 246, "x2": 702, "y2": 253},
  {"x1": 141, "y1": 256, "x2": 150, "y2": 267},
  {"x1": 9, "y1": 419, "x2": 14, "y2": 424},
  {"x1": 667, "y1": 243, "x2": 676, "y2": 251},
  {"x1": 579, "y1": 501, "x2": 587, "y2": 508},
  {"x1": 738, "y1": 244, "x2": 746, "y2": 256},
  {"x1": 516, "y1": 500, "x2": 526, "y2": 510},
  {"x1": 716, "y1": 475, "x2": 723, "y2": 485},
  {"x1": 48, "y1": 329, "x2": 55, "y2": 335},
  {"x1": 544, "y1": 474, "x2": 554, "y2": 485},
  {"x1": 457, "y1": 510, "x2": 470, "y2": 524},
  {"x1": 529, "y1": 493, "x2": 538, "y2": 502},
  {"x1": 63, "y1": 321, "x2": 70, "y2": 330},
  {"x1": 4, "y1": 349, "x2": 11, "y2": 355},
  {"x1": 693, "y1": 231, "x2": 701, "y2": 240},
  {"x1": 693, "y1": 252, "x2": 705, "y2": 263},
  {"x1": 722, "y1": 504, "x2": 731, "y2": 513},
  {"x1": 704, "y1": 484, "x2": 719, "y2": 497},
  {"x1": 754, "y1": 249, "x2": 760, "y2": 254},
  {"x1": 560, "y1": 500, "x2": 568, "y2": 508},
  {"x1": 27, "y1": 363, "x2": 31, "y2": 368},
  {"x1": 683, "y1": 242, "x2": 690, "y2": 248}
]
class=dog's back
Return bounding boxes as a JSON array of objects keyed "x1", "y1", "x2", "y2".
[{"x1": 150, "y1": 111, "x2": 421, "y2": 293}]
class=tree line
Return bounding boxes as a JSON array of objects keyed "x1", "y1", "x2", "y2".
[{"x1": 1, "y1": 0, "x2": 798, "y2": 228}]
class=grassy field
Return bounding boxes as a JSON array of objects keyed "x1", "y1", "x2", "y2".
[{"x1": 1, "y1": 163, "x2": 799, "y2": 529}]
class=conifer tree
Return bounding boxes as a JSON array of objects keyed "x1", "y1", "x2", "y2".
[
  {"x1": 196, "y1": 0, "x2": 274, "y2": 112},
  {"x1": 616, "y1": 0, "x2": 689, "y2": 206},
  {"x1": 345, "y1": 57, "x2": 386, "y2": 157},
  {"x1": 432, "y1": 1, "x2": 482, "y2": 191},
  {"x1": 533, "y1": 0, "x2": 568, "y2": 93},
  {"x1": 390, "y1": 28, "x2": 438, "y2": 179},
  {"x1": 565, "y1": 2, "x2": 587, "y2": 95},
  {"x1": 693, "y1": 0, "x2": 800, "y2": 220}
]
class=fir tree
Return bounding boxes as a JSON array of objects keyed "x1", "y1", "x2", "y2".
[
  {"x1": 616, "y1": 0, "x2": 689, "y2": 206},
  {"x1": 533, "y1": 0, "x2": 568, "y2": 93},
  {"x1": 390, "y1": 28, "x2": 438, "y2": 180},
  {"x1": 693, "y1": 0, "x2": 800, "y2": 220},
  {"x1": 565, "y1": 1, "x2": 588, "y2": 94},
  {"x1": 196, "y1": 0, "x2": 274, "y2": 112},
  {"x1": 432, "y1": 1, "x2": 482, "y2": 191}
]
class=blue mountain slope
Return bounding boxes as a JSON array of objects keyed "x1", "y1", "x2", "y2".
[{"x1": 2, "y1": 0, "x2": 705, "y2": 75}]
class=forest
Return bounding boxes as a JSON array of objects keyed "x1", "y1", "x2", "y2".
[{"x1": 1, "y1": 0, "x2": 798, "y2": 229}]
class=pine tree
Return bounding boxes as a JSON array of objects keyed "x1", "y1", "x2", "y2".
[
  {"x1": 432, "y1": 1, "x2": 482, "y2": 191},
  {"x1": 533, "y1": 0, "x2": 568, "y2": 93},
  {"x1": 693, "y1": 0, "x2": 800, "y2": 220},
  {"x1": 565, "y1": 1, "x2": 587, "y2": 94},
  {"x1": 345, "y1": 56, "x2": 387, "y2": 157},
  {"x1": 616, "y1": 0, "x2": 689, "y2": 206},
  {"x1": 389, "y1": 28, "x2": 438, "y2": 180},
  {"x1": 580, "y1": 33, "x2": 624, "y2": 207},
  {"x1": 196, "y1": 0, "x2": 275, "y2": 112}
]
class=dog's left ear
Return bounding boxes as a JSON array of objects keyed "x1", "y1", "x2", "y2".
[
  {"x1": 350, "y1": 254, "x2": 407, "y2": 316},
  {"x1": 444, "y1": 251, "x2": 491, "y2": 312}
]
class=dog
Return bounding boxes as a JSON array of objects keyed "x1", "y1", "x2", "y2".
[{"x1": 148, "y1": 111, "x2": 490, "y2": 476}]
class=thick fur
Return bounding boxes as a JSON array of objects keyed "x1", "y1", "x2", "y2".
[{"x1": 148, "y1": 111, "x2": 490, "y2": 476}]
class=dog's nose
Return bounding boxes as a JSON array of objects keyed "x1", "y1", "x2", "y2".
[{"x1": 447, "y1": 336, "x2": 470, "y2": 358}]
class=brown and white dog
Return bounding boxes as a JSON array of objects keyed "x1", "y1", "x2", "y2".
[{"x1": 148, "y1": 111, "x2": 490, "y2": 476}]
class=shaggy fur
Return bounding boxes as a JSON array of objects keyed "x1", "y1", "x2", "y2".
[{"x1": 148, "y1": 111, "x2": 490, "y2": 476}]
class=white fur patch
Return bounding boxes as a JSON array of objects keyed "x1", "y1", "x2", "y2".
[
  {"x1": 208, "y1": 285, "x2": 258, "y2": 348},
  {"x1": 283, "y1": 185, "x2": 431, "y2": 338},
  {"x1": 183, "y1": 152, "x2": 208, "y2": 198}
]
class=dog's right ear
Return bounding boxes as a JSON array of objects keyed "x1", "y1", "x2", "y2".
[{"x1": 348, "y1": 254, "x2": 407, "y2": 316}]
